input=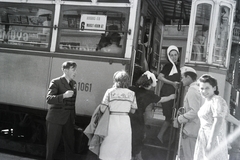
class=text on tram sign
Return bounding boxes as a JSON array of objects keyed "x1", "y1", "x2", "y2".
[{"x1": 77, "y1": 82, "x2": 92, "y2": 92}]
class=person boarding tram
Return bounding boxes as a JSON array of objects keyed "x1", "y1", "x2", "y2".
[
  {"x1": 157, "y1": 45, "x2": 181, "y2": 143},
  {"x1": 93, "y1": 70, "x2": 137, "y2": 160},
  {"x1": 129, "y1": 71, "x2": 176, "y2": 160}
]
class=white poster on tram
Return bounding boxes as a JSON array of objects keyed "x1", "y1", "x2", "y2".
[{"x1": 80, "y1": 14, "x2": 107, "y2": 33}]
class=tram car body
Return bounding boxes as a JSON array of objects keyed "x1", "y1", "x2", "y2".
[
  {"x1": 0, "y1": 0, "x2": 137, "y2": 123},
  {"x1": 0, "y1": 0, "x2": 174, "y2": 158},
  {"x1": 0, "y1": 0, "x2": 140, "y2": 155},
  {"x1": 1, "y1": 0, "x2": 240, "y2": 159}
]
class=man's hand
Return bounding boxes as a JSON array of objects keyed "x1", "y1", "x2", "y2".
[
  {"x1": 63, "y1": 90, "x2": 74, "y2": 98},
  {"x1": 172, "y1": 81, "x2": 180, "y2": 89},
  {"x1": 178, "y1": 115, "x2": 188, "y2": 124}
]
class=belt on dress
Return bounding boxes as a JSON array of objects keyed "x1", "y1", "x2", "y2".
[
  {"x1": 110, "y1": 112, "x2": 128, "y2": 115},
  {"x1": 50, "y1": 107, "x2": 74, "y2": 110}
]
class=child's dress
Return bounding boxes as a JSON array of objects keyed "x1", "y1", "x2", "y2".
[{"x1": 99, "y1": 88, "x2": 137, "y2": 160}]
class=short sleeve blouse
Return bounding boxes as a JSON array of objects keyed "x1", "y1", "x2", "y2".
[
  {"x1": 211, "y1": 96, "x2": 228, "y2": 118},
  {"x1": 160, "y1": 63, "x2": 173, "y2": 76},
  {"x1": 160, "y1": 63, "x2": 181, "y2": 81},
  {"x1": 101, "y1": 88, "x2": 137, "y2": 112}
]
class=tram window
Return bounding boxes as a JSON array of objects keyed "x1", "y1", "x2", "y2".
[
  {"x1": 0, "y1": 3, "x2": 54, "y2": 50},
  {"x1": 57, "y1": 6, "x2": 129, "y2": 57},
  {"x1": 191, "y1": 3, "x2": 211, "y2": 62},
  {"x1": 213, "y1": 6, "x2": 230, "y2": 66}
]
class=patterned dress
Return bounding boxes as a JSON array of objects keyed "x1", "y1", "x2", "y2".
[
  {"x1": 194, "y1": 95, "x2": 229, "y2": 160},
  {"x1": 99, "y1": 88, "x2": 137, "y2": 160}
]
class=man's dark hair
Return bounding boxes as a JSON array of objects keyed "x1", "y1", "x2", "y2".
[
  {"x1": 184, "y1": 71, "x2": 197, "y2": 81},
  {"x1": 62, "y1": 61, "x2": 77, "y2": 70},
  {"x1": 136, "y1": 74, "x2": 153, "y2": 88},
  {"x1": 199, "y1": 74, "x2": 219, "y2": 95},
  {"x1": 110, "y1": 32, "x2": 121, "y2": 43}
]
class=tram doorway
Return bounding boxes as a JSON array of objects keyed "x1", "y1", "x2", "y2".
[{"x1": 132, "y1": 1, "x2": 187, "y2": 160}]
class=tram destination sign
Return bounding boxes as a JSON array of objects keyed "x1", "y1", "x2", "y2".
[{"x1": 80, "y1": 14, "x2": 107, "y2": 33}]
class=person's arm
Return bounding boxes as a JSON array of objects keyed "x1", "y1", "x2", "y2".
[
  {"x1": 100, "y1": 89, "x2": 110, "y2": 112},
  {"x1": 130, "y1": 108, "x2": 136, "y2": 114},
  {"x1": 158, "y1": 73, "x2": 179, "y2": 89},
  {"x1": 226, "y1": 113, "x2": 240, "y2": 126},
  {"x1": 207, "y1": 117, "x2": 223, "y2": 151},
  {"x1": 178, "y1": 88, "x2": 202, "y2": 124},
  {"x1": 207, "y1": 97, "x2": 227, "y2": 151},
  {"x1": 139, "y1": 43, "x2": 149, "y2": 72},
  {"x1": 157, "y1": 94, "x2": 175, "y2": 104},
  {"x1": 130, "y1": 95, "x2": 137, "y2": 114},
  {"x1": 46, "y1": 79, "x2": 72, "y2": 104},
  {"x1": 100, "y1": 104, "x2": 107, "y2": 113}
]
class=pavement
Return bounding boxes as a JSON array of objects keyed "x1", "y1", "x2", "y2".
[
  {"x1": 0, "y1": 123, "x2": 177, "y2": 160},
  {"x1": 0, "y1": 150, "x2": 41, "y2": 160}
]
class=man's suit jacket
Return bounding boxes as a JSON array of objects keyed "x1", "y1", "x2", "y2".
[{"x1": 46, "y1": 76, "x2": 77, "y2": 125}]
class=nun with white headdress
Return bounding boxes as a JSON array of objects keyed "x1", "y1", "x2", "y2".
[
  {"x1": 157, "y1": 45, "x2": 181, "y2": 143},
  {"x1": 129, "y1": 71, "x2": 176, "y2": 160}
]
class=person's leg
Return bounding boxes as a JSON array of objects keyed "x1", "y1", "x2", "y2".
[
  {"x1": 46, "y1": 121, "x2": 62, "y2": 160},
  {"x1": 182, "y1": 136, "x2": 197, "y2": 160},
  {"x1": 62, "y1": 116, "x2": 75, "y2": 160},
  {"x1": 157, "y1": 121, "x2": 170, "y2": 143},
  {"x1": 158, "y1": 99, "x2": 173, "y2": 143}
]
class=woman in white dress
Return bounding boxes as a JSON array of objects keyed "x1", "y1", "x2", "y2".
[
  {"x1": 99, "y1": 70, "x2": 137, "y2": 160},
  {"x1": 194, "y1": 74, "x2": 240, "y2": 160}
]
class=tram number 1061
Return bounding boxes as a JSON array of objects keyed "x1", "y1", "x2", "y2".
[{"x1": 77, "y1": 82, "x2": 92, "y2": 92}]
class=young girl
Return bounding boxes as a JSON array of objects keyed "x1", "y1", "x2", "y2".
[{"x1": 99, "y1": 70, "x2": 137, "y2": 160}]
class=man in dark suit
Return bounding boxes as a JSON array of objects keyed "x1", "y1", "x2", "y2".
[{"x1": 46, "y1": 61, "x2": 77, "y2": 160}]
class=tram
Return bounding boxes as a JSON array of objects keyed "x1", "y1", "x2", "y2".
[
  {"x1": 0, "y1": 0, "x2": 176, "y2": 158},
  {"x1": 0, "y1": 0, "x2": 240, "y2": 159}
]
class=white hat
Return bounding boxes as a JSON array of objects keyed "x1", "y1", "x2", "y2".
[
  {"x1": 167, "y1": 45, "x2": 179, "y2": 55},
  {"x1": 180, "y1": 66, "x2": 197, "y2": 74},
  {"x1": 167, "y1": 45, "x2": 179, "y2": 76},
  {"x1": 143, "y1": 71, "x2": 158, "y2": 87}
]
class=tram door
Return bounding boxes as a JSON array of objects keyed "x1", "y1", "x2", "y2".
[
  {"x1": 133, "y1": 1, "x2": 178, "y2": 160},
  {"x1": 134, "y1": 0, "x2": 163, "y2": 84}
]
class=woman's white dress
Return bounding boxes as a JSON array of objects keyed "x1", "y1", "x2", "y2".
[
  {"x1": 194, "y1": 95, "x2": 229, "y2": 160},
  {"x1": 99, "y1": 88, "x2": 137, "y2": 160}
]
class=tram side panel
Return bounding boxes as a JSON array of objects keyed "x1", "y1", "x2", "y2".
[
  {"x1": 0, "y1": 53, "x2": 127, "y2": 117},
  {"x1": 50, "y1": 58, "x2": 126, "y2": 117},
  {"x1": 0, "y1": 53, "x2": 51, "y2": 109}
]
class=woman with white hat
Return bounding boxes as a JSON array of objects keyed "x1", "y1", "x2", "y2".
[
  {"x1": 157, "y1": 45, "x2": 181, "y2": 143},
  {"x1": 129, "y1": 71, "x2": 175, "y2": 160}
]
